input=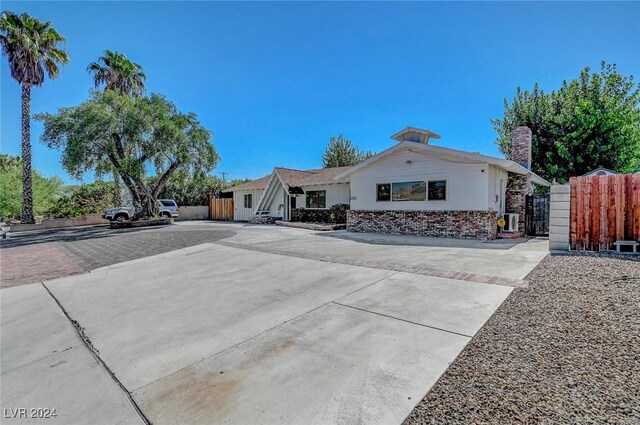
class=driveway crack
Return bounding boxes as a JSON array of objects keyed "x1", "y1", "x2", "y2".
[
  {"x1": 331, "y1": 301, "x2": 473, "y2": 338},
  {"x1": 42, "y1": 283, "x2": 152, "y2": 425}
]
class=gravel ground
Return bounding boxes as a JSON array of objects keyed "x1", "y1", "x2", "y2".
[{"x1": 404, "y1": 253, "x2": 640, "y2": 424}]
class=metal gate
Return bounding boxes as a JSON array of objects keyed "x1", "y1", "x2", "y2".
[{"x1": 526, "y1": 194, "x2": 550, "y2": 236}]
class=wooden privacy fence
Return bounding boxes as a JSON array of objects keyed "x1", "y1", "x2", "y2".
[
  {"x1": 208, "y1": 196, "x2": 234, "y2": 221},
  {"x1": 569, "y1": 174, "x2": 640, "y2": 251}
]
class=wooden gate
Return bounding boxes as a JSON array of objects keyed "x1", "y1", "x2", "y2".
[
  {"x1": 526, "y1": 194, "x2": 550, "y2": 236},
  {"x1": 569, "y1": 174, "x2": 640, "y2": 251},
  {"x1": 208, "y1": 196, "x2": 234, "y2": 221}
]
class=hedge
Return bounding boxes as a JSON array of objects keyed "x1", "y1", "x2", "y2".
[{"x1": 290, "y1": 203, "x2": 349, "y2": 224}]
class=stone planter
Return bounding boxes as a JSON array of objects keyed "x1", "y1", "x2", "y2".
[{"x1": 110, "y1": 218, "x2": 173, "y2": 229}]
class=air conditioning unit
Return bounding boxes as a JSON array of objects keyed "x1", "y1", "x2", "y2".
[{"x1": 503, "y1": 213, "x2": 519, "y2": 232}]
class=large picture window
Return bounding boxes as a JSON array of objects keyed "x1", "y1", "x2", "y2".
[
  {"x1": 244, "y1": 193, "x2": 252, "y2": 208},
  {"x1": 306, "y1": 190, "x2": 326, "y2": 208},
  {"x1": 428, "y1": 180, "x2": 447, "y2": 201},
  {"x1": 376, "y1": 184, "x2": 391, "y2": 202},
  {"x1": 391, "y1": 181, "x2": 426, "y2": 201}
]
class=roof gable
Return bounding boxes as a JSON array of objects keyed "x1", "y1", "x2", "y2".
[
  {"x1": 224, "y1": 166, "x2": 351, "y2": 192},
  {"x1": 223, "y1": 174, "x2": 272, "y2": 192},
  {"x1": 335, "y1": 142, "x2": 551, "y2": 186}
]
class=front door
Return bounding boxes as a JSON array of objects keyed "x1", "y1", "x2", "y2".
[{"x1": 290, "y1": 196, "x2": 296, "y2": 209}]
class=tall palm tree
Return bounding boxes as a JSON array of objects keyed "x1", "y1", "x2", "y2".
[
  {"x1": 87, "y1": 50, "x2": 146, "y2": 97},
  {"x1": 0, "y1": 11, "x2": 69, "y2": 223},
  {"x1": 87, "y1": 50, "x2": 146, "y2": 204}
]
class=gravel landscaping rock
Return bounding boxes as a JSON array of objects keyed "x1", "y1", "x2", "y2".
[{"x1": 404, "y1": 254, "x2": 640, "y2": 424}]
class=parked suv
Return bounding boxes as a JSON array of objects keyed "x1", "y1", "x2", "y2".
[{"x1": 102, "y1": 199, "x2": 179, "y2": 222}]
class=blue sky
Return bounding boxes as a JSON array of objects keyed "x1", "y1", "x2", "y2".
[{"x1": 1, "y1": 1, "x2": 639, "y2": 183}]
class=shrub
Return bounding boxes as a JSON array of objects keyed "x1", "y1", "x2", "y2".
[
  {"x1": 290, "y1": 203, "x2": 349, "y2": 224},
  {"x1": 47, "y1": 181, "x2": 115, "y2": 218}
]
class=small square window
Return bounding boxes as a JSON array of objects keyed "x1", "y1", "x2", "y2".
[
  {"x1": 244, "y1": 193, "x2": 252, "y2": 208},
  {"x1": 376, "y1": 184, "x2": 391, "y2": 202},
  {"x1": 306, "y1": 190, "x2": 326, "y2": 208},
  {"x1": 428, "y1": 180, "x2": 446, "y2": 201}
]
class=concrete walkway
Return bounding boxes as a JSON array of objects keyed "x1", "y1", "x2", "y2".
[{"x1": 1, "y1": 223, "x2": 548, "y2": 424}]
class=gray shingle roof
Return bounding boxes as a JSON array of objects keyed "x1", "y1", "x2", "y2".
[
  {"x1": 223, "y1": 166, "x2": 352, "y2": 192},
  {"x1": 223, "y1": 174, "x2": 272, "y2": 192}
]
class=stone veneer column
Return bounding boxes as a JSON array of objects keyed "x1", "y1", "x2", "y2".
[
  {"x1": 506, "y1": 126, "x2": 533, "y2": 233},
  {"x1": 511, "y1": 126, "x2": 532, "y2": 170}
]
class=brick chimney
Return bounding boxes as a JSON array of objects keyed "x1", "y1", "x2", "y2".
[
  {"x1": 511, "y1": 126, "x2": 532, "y2": 170},
  {"x1": 505, "y1": 126, "x2": 533, "y2": 235}
]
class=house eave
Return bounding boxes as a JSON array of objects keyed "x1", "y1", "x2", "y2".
[{"x1": 334, "y1": 141, "x2": 551, "y2": 186}]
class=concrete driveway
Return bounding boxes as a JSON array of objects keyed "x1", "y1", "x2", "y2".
[{"x1": 1, "y1": 223, "x2": 548, "y2": 424}]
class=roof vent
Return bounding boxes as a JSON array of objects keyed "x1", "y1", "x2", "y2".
[{"x1": 391, "y1": 126, "x2": 441, "y2": 144}]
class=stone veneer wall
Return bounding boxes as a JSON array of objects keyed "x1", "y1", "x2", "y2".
[
  {"x1": 347, "y1": 210, "x2": 498, "y2": 240},
  {"x1": 505, "y1": 171, "x2": 531, "y2": 233}
]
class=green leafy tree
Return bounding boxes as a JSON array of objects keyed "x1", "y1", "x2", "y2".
[
  {"x1": 87, "y1": 49, "x2": 147, "y2": 206},
  {"x1": 0, "y1": 11, "x2": 70, "y2": 223},
  {"x1": 0, "y1": 153, "x2": 21, "y2": 171},
  {"x1": 151, "y1": 172, "x2": 249, "y2": 206},
  {"x1": 47, "y1": 181, "x2": 115, "y2": 218},
  {"x1": 492, "y1": 62, "x2": 640, "y2": 182},
  {"x1": 36, "y1": 90, "x2": 219, "y2": 219},
  {"x1": 322, "y1": 134, "x2": 374, "y2": 168},
  {"x1": 0, "y1": 155, "x2": 64, "y2": 220}
]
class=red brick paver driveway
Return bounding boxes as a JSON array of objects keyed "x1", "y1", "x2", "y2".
[
  {"x1": 0, "y1": 242, "x2": 86, "y2": 288},
  {"x1": 0, "y1": 225, "x2": 236, "y2": 288}
]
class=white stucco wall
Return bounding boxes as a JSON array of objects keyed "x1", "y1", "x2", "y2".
[
  {"x1": 295, "y1": 183, "x2": 350, "y2": 209},
  {"x1": 266, "y1": 187, "x2": 286, "y2": 218},
  {"x1": 488, "y1": 165, "x2": 509, "y2": 214},
  {"x1": 349, "y1": 148, "x2": 490, "y2": 211},
  {"x1": 232, "y1": 189, "x2": 264, "y2": 221},
  {"x1": 175, "y1": 206, "x2": 209, "y2": 221}
]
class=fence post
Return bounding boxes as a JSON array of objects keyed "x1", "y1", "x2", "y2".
[
  {"x1": 208, "y1": 192, "x2": 212, "y2": 220},
  {"x1": 549, "y1": 184, "x2": 570, "y2": 251}
]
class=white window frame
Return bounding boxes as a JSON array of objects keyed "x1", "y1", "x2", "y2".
[{"x1": 244, "y1": 193, "x2": 252, "y2": 209}]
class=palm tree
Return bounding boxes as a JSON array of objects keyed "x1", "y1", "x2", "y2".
[
  {"x1": 0, "y1": 11, "x2": 69, "y2": 223},
  {"x1": 87, "y1": 50, "x2": 146, "y2": 97},
  {"x1": 87, "y1": 50, "x2": 146, "y2": 204}
]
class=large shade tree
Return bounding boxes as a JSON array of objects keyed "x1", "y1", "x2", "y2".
[
  {"x1": 87, "y1": 49, "x2": 147, "y2": 206},
  {"x1": 36, "y1": 90, "x2": 219, "y2": 219},
  {"x1": 492, "y1": 62, "x2": 640, "y2": 183},
  {"x1": 0, "y1": 11, "x2": 69, "y2": 223}
]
